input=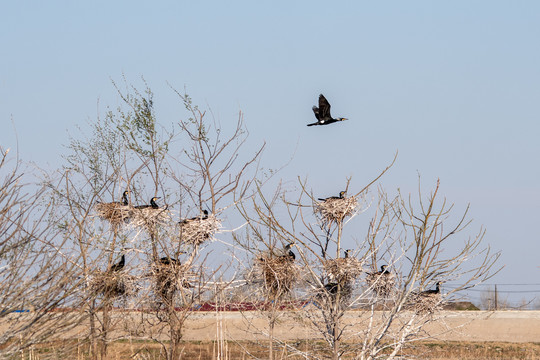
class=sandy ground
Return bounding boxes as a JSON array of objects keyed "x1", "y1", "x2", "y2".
[
  {"x1": 179, "y1": 310, "x2": 540, "y2": 343},
  {"x1": 2, "y1": 310, "x2": 539, "y2": 343}
]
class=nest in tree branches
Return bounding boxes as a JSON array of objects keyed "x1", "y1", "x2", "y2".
[
  {"x1": 409, "y1": 292, "x2": 443, "y2": 314},
  {"x1": 89, "y1": 270, "x2": 139, "y2": 298},
  {"x1": 179, "y1": 215, "x2": 220, "y2": 246},
  {"x1": 150, "y1": 263, "x2": 194, "y2": 301},
  {"x1": 253, "y1": 255, "x2": 299, "y2": 298},
  {"x1": 323, "y1": 257, "x2": 363, "y2": 284},
  {"x1": 131, "y1": 207, "x2": 170, "y2": 232},
  {"x1": 95, "y1": 202, "x2": 132, "y2": 228},
  {"x1": 365, "y1": 271, "x2": 396, "y2": 297},
  {"x1": 315, "y1": 196, "x2": 358, "y2": 224}
]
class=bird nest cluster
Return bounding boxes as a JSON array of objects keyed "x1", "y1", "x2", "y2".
[
  {"x1": 131, "y1": 207, "x2": 170, "y2": 232},
  {"x1": 315, "y1": 196, "x2": 358, "y2": 223},
  {"x1": 253, "y1": 256, "x2": 299, "y2": 298},
  {"x1": 179, "y1": 215, "x2": 220, "y2": 246},
  {"x1": 409, "y1": 292, "x2": 443, "y2": 314},
  {"x1": 150, "y1": 263, "x2": 194, "y2": 300},
  {"x1": 365, "y1": 271, "x2": 396, "y2": 297},
  {"x1": 89, "y1": 271, "x2": 139, "y2": 298},
  {"x1": 323, "y1": 257, "x2": 363, "y2": 284},
  {"x1": 95, "y1": 203, "x2": 132, "y2": 228}
]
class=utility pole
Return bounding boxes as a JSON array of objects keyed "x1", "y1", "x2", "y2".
[{"x1": 494, "y1": 284, "x2": 498, "y2": 310}]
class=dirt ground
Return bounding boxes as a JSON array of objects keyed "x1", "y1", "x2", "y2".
[{"x1": 177, "y1": 310, "x2": 540, "y2": 343}]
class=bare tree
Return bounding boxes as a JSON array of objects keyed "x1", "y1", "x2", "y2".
[{"x1": 233, "y1": 162, "x2": 500, "y2": 359}]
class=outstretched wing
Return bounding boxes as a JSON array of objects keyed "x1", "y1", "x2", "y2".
[
  {"x1": 312, "y1": 105, "x2": 320, "y2": 120},
  {"x1": 318, "y1": 94, "x2": 332, "y2": 120}
]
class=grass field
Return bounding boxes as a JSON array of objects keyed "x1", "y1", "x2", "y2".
[{"x1": 19, "y1": 340, "x2": 540, "y2": 359}]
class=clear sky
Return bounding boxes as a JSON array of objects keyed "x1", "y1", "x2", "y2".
[{"x1": 2, "y1": 1, "x2": 540, "y2": 305}]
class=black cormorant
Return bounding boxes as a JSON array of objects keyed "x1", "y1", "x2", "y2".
[
  {"x1": 179, "y1": 209, "x2": 209, "y2": 224},
  {"x1": 135, "y1": 197, "x2": 161, "y2": 209},
  {"x1": 308, "y1": 94, "x2": 348, "y2": 127},
  {"x1": 281, "y1": 243, "x2": 296, "y2": 261},
  {"x1": 324, "y1": 282, "x2": 339, "y2": 295},
  {"x1": 421, "y1": 281, "x2": 441, "y2": 295},
  {"x1": 159, "y1": 257, "x2": 178, "y2": 266},
  {"x1": 377, "y1": 265, "x2": 390, "y2": 275},
  {"x1": 318, "y1": 191, "x2": 346, "y2": 201},
  {"x1": 344, "y1": 249, "x2": 352, "y2": 258},
  {"x1": 109, "y1": 254, "x2": 125, "y2": 273}
]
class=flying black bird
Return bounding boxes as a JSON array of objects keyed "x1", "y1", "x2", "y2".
[
  {"x1": 135, "y1": 197, "x2": 161, "y2": 209},
  {"x1": 318, "y1": 191, "x2": 346, "y2": 201},
  {"x1": 308, "y1": 94, "x2": 348, "y2": 127},
  {"x1": 109, "y1": 254, "x2": 125, "y2": 273},
  {"x1": 179, "y1": 209, "x2": 209, "y2": 224},
  {"x1": 421, "y1": 281, "x2": 441, "y2": 296}
]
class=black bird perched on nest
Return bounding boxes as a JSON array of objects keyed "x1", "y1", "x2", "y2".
[
  {"x1": 117, "y1": 190, "x2": 129, "y2": 206},
  {"x1": 279, "y1": 243, "x2": 296, "y2": 261},
  {"x1": 135, "y1": 197, "x2": 161, "y2": 209},
  {"x1": 109, "y1": 254, "x2": 125, "y2": 273},
  {"x1": 344, "y1": 249, "x2": 353, "y2": 258},
  {"x1": 421, "y1": 281, "x2": 441, "y2": 295},
  {"x1": 324, "y1": 282, "x2": 339, "y2": 295},
  {"x1": 159, "y1": 257, "x2": 178, "y2": 266},
  {"x1": 318, "y1": 191, "x2": 346, "y2": 201},
  {"x1": 179, "y1": 209, "x2": 209, "y2": 224},
  {"x1": 308, "y1": 94, "x2": 348, "y2": 127},
  {"x1": 376, "y1": 265, "x2": 390, "y2": 275}
]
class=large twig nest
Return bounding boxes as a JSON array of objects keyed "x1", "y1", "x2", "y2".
[
  {"x1": 323, "y1": 257, "x2": 363, "y2": 284},
  {"x1": 252, "y1": 255, "x2": 299, "y2": 299},
  {"x1": 409, "y1": 292, "x2": 443, "y2": 314},
  {"x1": 89, "y1": 270, "x2": 139, "y2": 298},
  {"x1": 365, "y1": 271, "x2": 396, "y2": 297},
  {"x1": 315, "y1": 196, "x2": 358, "y2": 224},
  {"x1": 179, "y1": 215, "x2": 220, "y2": 246},
  {"x1": 131, "y1": 207, "x2": 170, "y2": 232},
  {"x1": 95, "y1": 203, "x2": 132, "y2": 228},
  {"x1": 150, "y1": 262, "x2": 194, "y2": 301}
]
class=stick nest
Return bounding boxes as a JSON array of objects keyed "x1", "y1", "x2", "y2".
[
  {"x1": 315, "y1": 196, "x2": 358, "y2": 223},
  {"x1": 365, "y1": 271, "x2": 396, "y2": 297},
  {"x1": 252, "y1": 255, "x2": 299, "y2": 298},
  {"x1": 409, "y1": 292, "x2": 443, "y2": 314},
  {"x1": 179, "y1": 215, "x2": 220, "y2": 246},
  {"x1": 131, "y1": 207, "x2": 170, "y2": 232},
  {"x1": 89, "y1": 271, "x2": 139, "y2": 298},
  {"x1": 323, "y1": 257, "x2": 363, "y2": 284},
  {"x1": 95, "y1": 203, "x2": 132, "y2": 228},
  {"x1": 150, "y1": 263, "x2": 194, "y2": 300}
]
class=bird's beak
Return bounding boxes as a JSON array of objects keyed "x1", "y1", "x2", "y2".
[{"x1": 342, "y1": 118, "x2": 348, "y2": 121}]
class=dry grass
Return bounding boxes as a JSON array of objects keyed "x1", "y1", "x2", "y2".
[
  {"x1": 178, "y1": 215, "x2": 220, "y2": 246},
  {"x1": 323, "y1": 257, "x2": 363, "y2": 284},
  {"x1": 150, "y1": 262, "x2": 194, "y2": 301},
  {"x1": 89, "y1": 271, "x2": 139, "y2": 298},
  {"x1": 18, "y1": 340, "x2": 540, "y2": 360},
  {"x1": 365, "y1": 271, "x2": 396, "y2": 297},
  {"x1": 131, "y1": 207, "x2": 171, "y2": 232},
  {"x1": 251, "y1": 255, "x2": 299, "y2": 299},
  {"x1": 94, "y1": 202, "x2": 132, "y2": 228},
  {"x1": 315, "y1": 196, "x2": 358, "y2": 224}
]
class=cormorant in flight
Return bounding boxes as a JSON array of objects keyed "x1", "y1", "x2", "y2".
[{"x1": 308, "y1": 94, "x2": 348, "y2": 126}]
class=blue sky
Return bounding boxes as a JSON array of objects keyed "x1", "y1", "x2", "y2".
[{"x1": 2, "y1": 1, "x2": 540, "y2": 304}]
